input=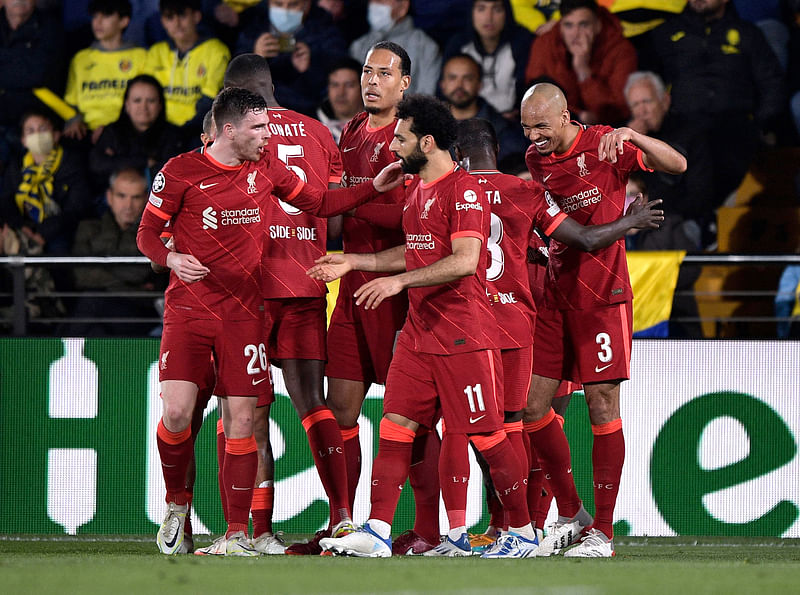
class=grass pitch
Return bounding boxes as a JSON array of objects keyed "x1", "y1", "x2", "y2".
[{"x1": 1, "y1": 535, "x2": 799, "y2": 595}]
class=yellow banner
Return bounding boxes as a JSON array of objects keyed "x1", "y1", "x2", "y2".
[{"x1": 627, "y1": 251, "x2": 686, "y2": 333}]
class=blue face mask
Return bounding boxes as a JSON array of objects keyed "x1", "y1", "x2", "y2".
[{"x1": 270, "y1": 6, "x2": 303, "y2": 33}]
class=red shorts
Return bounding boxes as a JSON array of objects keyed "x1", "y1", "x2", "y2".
[
  {"x1": 160, "y1": 317, "x2": 269, "y2": 397},
  {"x1": 501, "y1": 345, "x2": 533, "y2": 412},
  {"x1": 256, "y1": 365, "x2": 275, "y2": 408},
  {"x1": 326, "y1": 294, "x2": 407, "y2": 385},
  {"x1": 533, "y1": 302, "x2": 632, "y2": 384},
  {"x1": 264, "y1": 297, "x2": 327, "y2": 361},
  {"x1": 384, "y1": 340, "x2": 504, "y2": 434}
]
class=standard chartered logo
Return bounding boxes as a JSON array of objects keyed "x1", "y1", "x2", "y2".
[{"x1": 202, "y1": 206, "x2": 218, "y2": 230}]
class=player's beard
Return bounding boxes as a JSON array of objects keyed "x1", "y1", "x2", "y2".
[
  {"x1": 364, "y1": 105, "x2": 382, "y2": 115},
  {"x1": 399, "y1": 142, "x2": 427, "y2": 174}
]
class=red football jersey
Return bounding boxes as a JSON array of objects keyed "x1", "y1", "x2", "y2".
[
  {"x1": 339, "y1": 112, "x2": 407, "y2": 294},
  {"x1": 262, "y1": 107, "x2": 343, "y2": 298},
  {"x1": 525, "y1": 124, "x2": 647, "y2": 310},
  {"x1": 141, "y1": 150, "x2": 274, "y2": 322},
  {"x1": 138, "y1": 149, "x2": 375, "y2": 322},
  {"x1": 470, "y1": 170, "x2": 567, "y2": 348},
  {"x1": 399, "y1": 166, "x2": 499, "y2": 355}
]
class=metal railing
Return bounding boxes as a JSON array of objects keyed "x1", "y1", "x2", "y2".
[{"x1": 2, "y1": 253, "x2": 800, "y2": 337}]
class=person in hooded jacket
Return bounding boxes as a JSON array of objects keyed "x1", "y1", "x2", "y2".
[
  {"x1": 524, "y1": 0, "x2": 636, "y2": 125},
  {"x1": 444, "y1": 0, "x2": 534, "y2": 121}
]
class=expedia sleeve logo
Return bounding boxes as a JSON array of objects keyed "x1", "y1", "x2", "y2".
[{"x1": 456, "y1": 189, "x2": 483, "y2": 212}]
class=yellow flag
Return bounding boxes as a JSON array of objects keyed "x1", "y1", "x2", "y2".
[{"x1": 627, "y1": 251, "x2": 686, "y2": 334}]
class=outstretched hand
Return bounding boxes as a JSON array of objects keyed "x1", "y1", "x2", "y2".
[
  {"x1": 625, "y1": 194, "x2": 664, "y2": 229},
  {"x1": 307, "y1": 253, "x2": 353, "y2": 282},
  {"x1": 353, "y1": 276, "x2": 404, "y2": 310},
  {"x1": 372, "y1": 160, "x2": 407, "y2": 192}
]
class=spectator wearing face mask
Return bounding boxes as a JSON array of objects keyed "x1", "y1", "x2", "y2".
[
  {"x1": 0, "y1": 110, "x2": 92, "y2": 256},
  {"x1": 349, "y1": 0, "x2": 441, "y2": 95},
  {"x1": 236, "y1": 0, "x2": 348, "y2": 116}
]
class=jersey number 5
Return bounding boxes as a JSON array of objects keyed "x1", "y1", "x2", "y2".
[{"x1": 277, "y1": 144, "x2": 307, "y2": 215}]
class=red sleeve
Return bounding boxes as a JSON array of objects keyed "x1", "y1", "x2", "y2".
[
  {"x1": 136, "y1": 165, "x2": 183, "y2": 267},
  {"x1": 351, "y1": 202, "x2": 404, "y2": 229}
]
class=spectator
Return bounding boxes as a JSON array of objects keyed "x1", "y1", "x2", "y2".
[
  {"x1": 144, "y1": 0, "x2": 230, "y2": 138},
  {"x1": 237, "y1": 0, "x2": 348, "y2": 116},
  {"x1": 525, "y1": 0, "x2": 637, "y2": 125},
  {"x1": 317, "y1": 0, "x2": 369, "y2": 44},
  {"x1": 316, "y1": 57, "x2": 364, "y2": 144},
  {"x1": 787, "y1": 0, "x2": 800, "y2": 139},
  {"x1": 90, "y1": 74, "x2": 186, "y2": 194},
  {"x1": 439, "y1": 54, "x2": 527, "y2": 171},
  {"x1": 444, "y1": 0, "x2": 534, "y2": 120},
  {"x1": 64, "y1": 0, "x2": 147, "y2": 143},
  {"x1": 349, "y1": 0, "x2": 441, "y2": 95},
  {"x1": 0, "y1": 0, "x2": 66, "y2": 161},
  {"x1": 624, "y1": 70, "x2": 711, "y2": 244},
  {"x1": 649, "y1": 0, "x2": 786, "y2": 207},
  {"x1": 63, "y1": 167, "x2": 165, "y2": 337},
  {"x1": 0, "y1": 110, "x2": 92, "y2": 256}
]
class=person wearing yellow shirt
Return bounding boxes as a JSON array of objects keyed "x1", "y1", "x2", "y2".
[
  {"x1": 144, "y1": 0, "x2": 230, "y2": 137},
  {"x1": 63, "y1": 0, "x2": 146, "y2": 143}
]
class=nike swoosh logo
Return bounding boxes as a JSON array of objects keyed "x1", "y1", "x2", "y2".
[
  {"x1": 469, "y1": 415, "x2": 486, "y2": 424},
  {"x1": 567, "y1": 467, "x2": 572, "y2": 474},
  {"x1": 163, "y1": 526, "x2": 179, "y2": 548},
  {"x1": 231, "y1": 485, "x2": 250, "y2": 491},
  {"x1": 595, "y1": 364, "x2": 613, "y2": 373},
  {"x1": 342, "y1": 147, "x2": 356, "y2": 152},
  {"x1": 543, "y1": 173, "x2": 552, "y2": 183},
  {"x1": 252, "y1": 378, "x2": 266, "y2": 385},
  {"x1": 199, "y1": 182, "x2": 218, "y2": 189}
]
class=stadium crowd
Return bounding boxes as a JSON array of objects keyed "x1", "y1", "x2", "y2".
[{"x1": 0, "y1": 0, "x2": 798, "y2": 557}]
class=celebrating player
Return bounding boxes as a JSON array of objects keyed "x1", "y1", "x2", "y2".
[
  {"x1": 309, "y1": 95, "x2": 537, "y2": 558},
  {"x1": 138, "y1": 87, "x2": 404, "y2": 556},
  {"x1": 520, "y1": 82, "x2": 686, "y2": 557}
]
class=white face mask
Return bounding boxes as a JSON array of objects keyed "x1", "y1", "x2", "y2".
[
  {"x1": 25, "y1": 131, "x2": 56, "y2": 156},
  {"x1": 270, "y1": 5, "x2": 303, "y2": 33},
  {"x1": 368, "y1": 2, "x2": 394, "y2": 32}
]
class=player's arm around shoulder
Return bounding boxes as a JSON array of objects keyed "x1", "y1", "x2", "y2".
[{"x1": 597, "y1": 126, "x2": 687, "y2": 175}]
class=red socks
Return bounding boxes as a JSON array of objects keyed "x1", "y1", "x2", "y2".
[
  {"x1": 591, "y1": 419, "x2": 624, "y2": 538},
  {"x1": 409, "y1": 429, "x2": 441, "y2": 544},
  {"x1": 223, "y1": 435, "x2": 257, "y2": 538},
  {"x1": 339, "y1": 424, "x2": 361, "y2": 514},
  {"x1": 439, "y1": 432, "x2": 469, "y2": 535},
  {"x1": 369, "y1": 419, "x2": 415, "y2": 525},
  {"x1": 156, "y1": 419, "x2": 193, "y2": 505},
  {"x1": 301, "y1": 406, "x2": 351, "y2": 525},
  {"x1": 525, "y1": 408, "x2": 581, "y2": 518},
  {"x1": 472, "y1": 432, "x2": 529, "y2": 529},
  {"x1": 251, "y1": 484, "x2": 274, "y2": 538}
]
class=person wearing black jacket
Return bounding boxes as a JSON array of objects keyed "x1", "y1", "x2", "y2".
[{"x1": 648, "y1": 0, "x2": 786, "y2": 207}]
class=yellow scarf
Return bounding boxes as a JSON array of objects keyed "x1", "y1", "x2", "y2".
[{"x1": 15, "y1": 146, "x2": 64, "y2": 224}]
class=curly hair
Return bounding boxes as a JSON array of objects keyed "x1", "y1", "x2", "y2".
[{"x1": 395, "y1": 94, "x2": 457, "y2": 151}]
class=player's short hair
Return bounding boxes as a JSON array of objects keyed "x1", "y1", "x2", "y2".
[
  {"x1": 159, "y1": 0, "x2": 200, "y2": 17},
  {"x1": 442, "y1": 53, "x2": 483, "y2": 80},
  {"x1": 560, "y1": 0, "x2": 598, "y2": 17},
  {"x1": 108, "y1": 166, "x2": 146, "y2": 190},
  {"x1": 88, "y1": 0, "x2": 132, "y2": 18},
  {"x1": 224, "y1": 54, "x2": 273, "y2": 90},
  {"x1": 201, "y1": 110, "x2": 214, "y2": 136},
  {"x1": 396, "y1": 94, "x2": 457, "y2": 151},
  {"x1": 368, "y1": 41, "x2": 411, "y2": 77},
  {"x1": 212, "y1": 87, "x2": 268, "y2": 132},
  {"x1": 455, "y1": 118, "x2": 498, "y2": 157}
]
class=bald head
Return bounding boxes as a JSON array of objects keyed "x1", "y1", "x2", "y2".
[
  {"x1": 224, "y1": 54, "x2": 275, "y2": 104},
  {"x1": 520, "y1": 83, "x2": 576, "y2": 156},
  {"x1": 521, "y1": 83, "x2": 567, "y2": 116}
]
